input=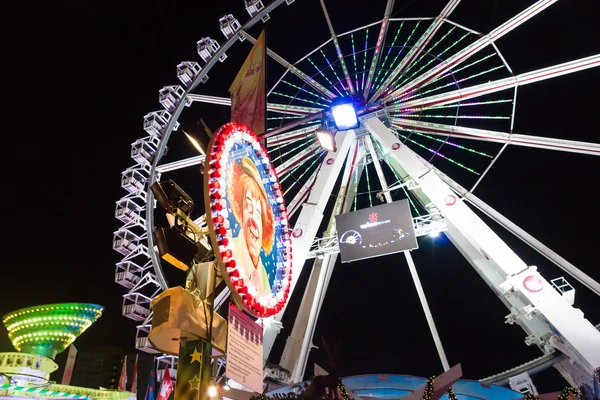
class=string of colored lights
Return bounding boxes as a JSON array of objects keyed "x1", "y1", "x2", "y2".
[
  {"x1": 0, "y1": 384, "x2": 91, "y2": 400},
  {"x1": 362, "y1": 28, "x2": 369, "y2": 91},
  {"x1": 271, "y1": 137, "x2": 317, "y2": 164},
  {"x1": 363, "y1": 142, "x2": 374, "y2": 208},
  {"x1": 374, "y1": 20, "x2": 421, "y2": 94},
  {"x1": 394, "y1": 130, "x2": 479, "y2": 175},
  {"x1": 281, "y1": 79, "x2": 329, "y2": 102},
  {"x1": 400, "y1": 27, "x2": 457, "y2": 80},
  {"x1": 398, "y1": 113, "x2": 510, "y2": 120},
  {"x1": 307, "y1": 57, "x2": 343, "y2": 97},
  {"x1": 270, "y1": 90, "x2": 330, "y2": 108},
  {"x1": 436, "y1": 52, "x2": 496, "y2": 82},
  {"x1": 351, "y1": 33, "x2": 359, "y2": 93},
  {"x1": 391, "y1": 126, "x2": 493, "y2": 158},
  {"x1": 396, "y1": 31, "x2": 470, "y2": 88},
  {"x1": 319, "y1": 49, "x2": 348, "y2": 96},
  {"x1": 399, "y1": 64, "x2": 505, "y2": 102},
  {"x1": 267, "y1": 115, "x2": 308, "y2": 120},
  {"x1": 283, "y1": 151, "x2": 326, "y2": 196},
  {"x1": 407, "y1": 98, "x2": 512, "y2": 112},
  {"x1": 372, "y1": 21, "x2": 404, "y2": 88}
]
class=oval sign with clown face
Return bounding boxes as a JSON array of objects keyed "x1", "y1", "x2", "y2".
[{"x1": 204, "y1": 123, "x2": 292, "y2": 317}]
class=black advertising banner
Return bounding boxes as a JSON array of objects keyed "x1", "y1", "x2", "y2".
[{"x1": 335, "y1": 199, "x2": 418, "y2": 263}]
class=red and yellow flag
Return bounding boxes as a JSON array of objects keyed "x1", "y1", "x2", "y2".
[{"x1": 229, "y1": 30, "x2": 266, "y2": 135}]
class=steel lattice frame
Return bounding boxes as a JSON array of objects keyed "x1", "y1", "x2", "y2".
[{"x1": 114, "y1": 0, "x2": 600, "y2": 390}]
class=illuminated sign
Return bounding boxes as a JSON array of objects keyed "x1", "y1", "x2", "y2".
[
  {"x1": 205, "y1": 123, "x2": 292, "y2": 317},
  {"x1": 335, "y1": 199, "x2": 418, "y2": 263}
]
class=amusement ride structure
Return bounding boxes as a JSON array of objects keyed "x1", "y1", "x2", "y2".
[
  {"x1": 0, "y1": 303, "x2": 134, "y2": 400},
  {"x1": 113, "y1": 0, "x2": 600, "y2": 397}
]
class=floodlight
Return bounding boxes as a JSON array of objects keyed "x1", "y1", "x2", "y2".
[
  {"x1": 428, "y1": 230, "x2": 440, "y2": 238},
  {"x1": 150, "y1": 180, "x2": 194, "y2": 216},
  {"x1": 154, "y1": 226, "x2": 198, "y2": 271},
  {"x1": 331, "y1": 97, "x2": 359, "y2": 131},
  {"x1": 315, "y1": 127, "x2": 336, "y2": 152}
]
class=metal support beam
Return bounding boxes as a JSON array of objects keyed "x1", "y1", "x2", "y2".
[
  {"x1": 362, "y1": 0, "x2": 395, "y2": 98},
  {"x1": 187, "y1": 93, "x2": 322, "y2": 116},
  {"x1": 365, "y1": 134, "x2": 450, "y2": 372},
  {"x1": 391, "y1": 118, "x2": 600, "y2": 156},
  {"x1": 262, "y1": 130, "x2": 357, "y2": 364},
  {"x1": 382, "y1": 0, "x2": 558, "y2": 103},
  {"x1": 370, "y1": 0, "x2": 461, "y2": 102}
]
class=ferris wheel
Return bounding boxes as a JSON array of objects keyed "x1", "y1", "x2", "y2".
[{"x1": 113, "y1": 0, "x2": 600, "y2": 393}]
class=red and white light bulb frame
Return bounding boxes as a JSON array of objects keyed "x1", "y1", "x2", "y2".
[{"x1": 205, "y1": 122, "x2": 292, "y2": 318}]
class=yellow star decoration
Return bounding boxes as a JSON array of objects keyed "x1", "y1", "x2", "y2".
[
  {"x1": 190, "y1": 347, "x2": 202, "y2": 365},
  {"x1": 189, "y1": 375, "x2": 201, "y2": 391}
]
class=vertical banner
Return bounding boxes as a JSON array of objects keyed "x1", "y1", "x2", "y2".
[
  {"x1": 60, "y1": 344, "x2": 77, "y2": 385},
  {"x1": 131, "y1": 354, "x2": 139, "y2": 394},
  {"x1": 175, "y1": 339, "x2": 205, "y2": 400},
  {"x1": 226, "y1": 304, "x2": 264, "y2": 394},
  {"x1": 118, "y1": 355, "x2": 128, "y2": 391},
  {"x1": 229, "y1": 30, "x2": 266, "y2": 135},
  {"x1": 145, "y1": 357, "x2": 157, "y2": 400}
]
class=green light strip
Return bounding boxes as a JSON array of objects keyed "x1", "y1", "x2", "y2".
[
  {"x1": 373, "y1": 22, "x2": 404, "y2": 88},
  {"x1": 363, "y1": 144, "x2": 373, "y2": 207},
  {"x1": 416, "y1": 99, "x2": 512, "y2": 111},
  {"x1": 400, "y1": 114, "x2": 509, "y2": 120},
  {"x1": 402, "y1": 27, "x2": 456, "y2": 78},
  {"x1": 361, "y1": 28, "x2": 369, "y2": 91},
  {"x1": 283, "y1": 151, "x2": 326, "y2": 196},
  {"x1": 397, "y1": 31, "x2": 470, "y2": 88},
  {"x1": 375, "y1": 20, "x2": 421, "y2": 93},
  {"x1": 320, "y1": 49, "x2": 347, "y2": 96},
  {"x1": 271, "y1": 137, "x2": 317, "y2": 163},
  {"x1": 395, "y1": 130, "x2": 479, "y2": 175},
  {"x1": 351, "y1": 33, "x2": 359, "y2": 92},
  {"x1": 270, "y1": 90, "x2": 329, "y2": 107},
  {"x1": 307, "y1": 57, "x2": 341, "y2": 96},
  {"x1": 281, "y1": 79, "x2": 328, "y2": 101},
  {"x1": 394, "y1": 127, "x2": 492, "y2": 157}
]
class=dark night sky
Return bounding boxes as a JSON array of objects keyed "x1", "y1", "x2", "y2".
[{"x1": 3, "y1": 0, "x2": 600, "y2": 395}]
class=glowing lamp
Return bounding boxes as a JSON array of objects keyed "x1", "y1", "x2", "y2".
[
  {"x1": 331, "y1": 97, "x2": 359, "y2": 130},
  {"x1": 316, "y1": 128, "x2": 336, "y2": 152},
  {"x1": 428, "y1": 230, "x2": 440, "y2": 238}
]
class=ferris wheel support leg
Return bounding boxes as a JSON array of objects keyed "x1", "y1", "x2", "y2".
[
  {"x1": 366, "y1": 133, "x2": 451, "y2": 372},
  {"x1": 279, "y1": 140, "x2": 364, "y2": 382},
  {"x1": 262, "y1": 130, "x2": 357, "y2": 366},
  {"x1": 365, "y1": 116, "x2": 600, "y2": 384}
]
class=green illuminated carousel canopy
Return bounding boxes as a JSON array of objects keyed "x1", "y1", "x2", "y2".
[{"x1": 2, "y1": 303, "x2": 104, "y2": 359}]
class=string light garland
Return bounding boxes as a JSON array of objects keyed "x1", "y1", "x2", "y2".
[
  {"x1": 421, "y1": 376, "x2": 435, "y2": 400},
  {"x1": 446, "y1": 388, "x2": 457, "y2": 400},
  {"x1": 523, "y1": 394, "x2": 539, "y2": 400},
  {"x1": 337, "y1": 379, "x2": 352, "y2": 400},
  {"x1": 557, "y1": 386, "x2": 582, "y2": 400}
]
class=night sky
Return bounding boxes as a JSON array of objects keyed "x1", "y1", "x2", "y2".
[{"x1": 3, "y1": 0, "x2": 600, "y2": 395}]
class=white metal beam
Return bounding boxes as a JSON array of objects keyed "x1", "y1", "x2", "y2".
[
  {"x1": 362, "y1": 0, "x2": 395, "y2": 98},
  {"x1": 370, "y1": 0, "x2": 461, "y2": 102},
  {"x1": 366, "y1": 116, "x2": 600, "y2": 380},
  {"x1": 186, "y1": 93, "x2": 322, "y2": 116},
  {"x1": 390, "y1": 54, "x2": 600, "y2": 110},
  {"x1": 262, "y1": 130, "x2": 357, "y2": 364},
  {"x1": 391, "y1": 118, "x2": 600, "y2": 156},
  {"x1": 382, "y1": 0, "x2": 558, "y2": 103},
  {"x1": 319, "y1": 0, "x2": 355, "y2": 95}
]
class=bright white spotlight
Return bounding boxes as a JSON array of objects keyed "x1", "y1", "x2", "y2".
[
  {"x1": 208, "y1": 385, "x2": 218, "y2": 397},
  {"x1": 331, "y1": 98, "x2": 359, "y2": 130},
  {"x1": 428, "y1": 230, "x2": 440, "y2": 238},
  {"x1": 316, "y1": 128, "x2": 336, "y2": 152}
]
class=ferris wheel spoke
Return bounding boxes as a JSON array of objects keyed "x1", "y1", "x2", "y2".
[
  {"x1": 319, "y1": 0, "x2": 355, "y2": 95},
  {"x1": 370, "y1": 0, "x2": 461, "y2": 103},
  {"x1": 391, "y1": 54, "x2": 600, "y2": 110},
  {"x1": 266, "y1": 125, "x2": 320, "y2": 147},
  {"x1": 392, "y1": 118, "x2": 600, "y2": 156},
  {"x1": 275, "y1": 142, "x2": 321, "y2": 175},
  {"x1": 240, "y1": 30, "x2": 336, "y2": 100},
  {"x1": 382, "y1": 0, "x2": 559, "y2": 103},
  {"x1": 286, "y1": 168, "x2": 320, "y2": 218},
  {"x1": 263, "y1": 112, "x2": 322, "y2": 139},
  {"x1": 186, "y1": 93, "x2": 321, "y2": 116},
  {"x1": 362, "y1": 0, "x2": 395, "y2": 98}
]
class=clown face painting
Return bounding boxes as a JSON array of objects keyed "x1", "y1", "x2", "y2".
[{"x1": 228, "y1": 157, "x2": 275, "y2": 297}]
